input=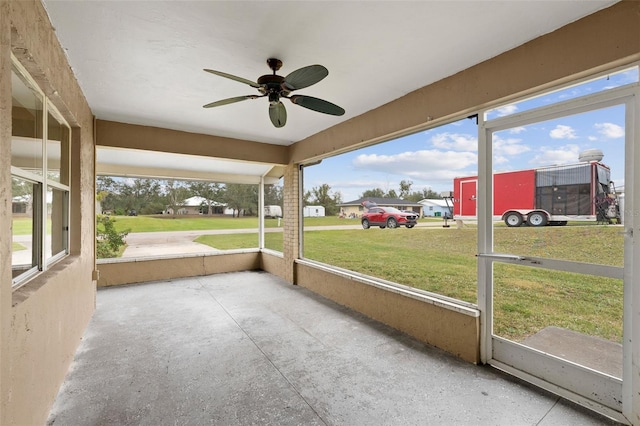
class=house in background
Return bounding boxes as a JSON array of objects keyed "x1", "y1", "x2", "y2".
[
  {"x1": 165, "y1": 196, "x2": 226, "y2": 215},
  {"x1": 338, "y1": 198, "x2": 423, "y2": 218},
  {"x1": 419, "y1": 199, "x2": 452, "y2": 218},
  {"x1": 303, "y1": 206, "x2": 325, "y2": 217}
]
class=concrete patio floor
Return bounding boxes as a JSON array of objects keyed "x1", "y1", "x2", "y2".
[{"x1": 47, "y1": 271, "x2": 619, "y2": 425}]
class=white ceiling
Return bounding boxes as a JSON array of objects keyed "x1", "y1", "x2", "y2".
[
  {"x1": 41, "y1": 1, "x2": 619, "y2": 183},
  {"x1": 43, "y1": 1, "x2": 618, "y2": 148}
]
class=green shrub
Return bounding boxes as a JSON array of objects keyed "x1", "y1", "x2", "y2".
[{"x1": 96, "y1": 215, "x2": 130, "y2": 258}]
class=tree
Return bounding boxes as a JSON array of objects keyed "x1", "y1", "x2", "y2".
[
  {"x1": 386, "y1": 189, "x2": 398, "y2": 198},
  {"x1": 264, "y1": 183, "x2": 283, "y2": 207},
  {"x1": 360, "y1": 188, "x2": 385, "y2": 198},
  {"x1": 399, "y1": 180, "x2": 412, "y2": 199},
  {"x1": 189, "y1": 181, "x2": 223, "y2": 215},
  {"x1": 117, "y1": 178, "x2": 164, "y2": 215},
  {"x1": 405, "y1": 187, "x2": 442, "y2": 202},
  {"x1": 308, "y1": 184, "x2": 342, "y2": 216},
  {"x1": 165, "y1": 180, "x2": 190, "y2": 218},
  {"x1": 224, "y1": 184, "x2": 258, "y2": 217}
]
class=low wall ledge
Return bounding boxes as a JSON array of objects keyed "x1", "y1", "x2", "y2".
[
  {"x1": 97, "y1": 248, "x2": 260, "y2": 265},
  {"x1": 296, "y1": 258, "x2": 480, "y2": 318}
]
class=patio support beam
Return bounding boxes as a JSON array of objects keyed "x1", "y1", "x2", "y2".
[
  {"x1": 96, "y1": 119, "x2": 289, "y2": 166},
  {"x1": 282, "y1": 163, "x2": 300, "y2": 283}
]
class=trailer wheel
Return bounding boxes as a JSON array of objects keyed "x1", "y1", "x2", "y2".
[
  {"x1": 504, "y1": 212, "x2": 523, "y2": 227},
  {"x1": 527, "y1": 211, "x2": 548, "y2": 227}
]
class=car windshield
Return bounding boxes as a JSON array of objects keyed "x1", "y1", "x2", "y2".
[{"x1": 384, "y1": 207, "x2": 401, "y2": 213}]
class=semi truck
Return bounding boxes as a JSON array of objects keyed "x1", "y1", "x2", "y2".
[{"x1": 452, "y1": 154, "x2": 620, "y2": 227}]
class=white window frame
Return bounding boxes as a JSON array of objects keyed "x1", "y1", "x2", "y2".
[{"x1": 11, "y1": 55, "x2": 71, "y2": 289}]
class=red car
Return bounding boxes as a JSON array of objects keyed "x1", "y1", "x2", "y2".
[{"x1": 361, "y1": 206, "x2": 418, "y2": 229}]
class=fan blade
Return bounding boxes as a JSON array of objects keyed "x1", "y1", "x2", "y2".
[
  {"x1": 204, "y1": 69, "x2": 261, "y2": 88},
  {"x1": 283, "y1": 65, "x2": 328, "y2": 91},
  {"x1": 269, "y1": 102, "x2": 287, "y2": 128},
  {"x1": 289, "y1": 95, "x2": 345, "y2": 116},
  {"x1": 203, "y1": 95, "x2": 259, "y2": 108}
]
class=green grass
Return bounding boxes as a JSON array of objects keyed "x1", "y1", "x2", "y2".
[
  {"x1": 97, "y1": 215, "x2": 353, "y2": 233},
  {"x1": 12, "y1": 242, "x2": 26, "y2": 251},
  {"x1": 195, "y1": 225, "x2": 624, "y2": 343}
]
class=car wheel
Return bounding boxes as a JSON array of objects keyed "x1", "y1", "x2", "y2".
[
  {"x1": 406, "y1": 224, "x2": 415, "y2": 228},
  {"x1": 387, "y1": 217, "x2": 398, "y2": 229},
  {"x1": 526, "y1": 211, "x2": 548, "y2": 227},
  {"x1": 504, "y1": 212, "x2": 523, "y2": 227},
  {"x1": 361, "y1": 219, "x2": 370, "y2": 229}
]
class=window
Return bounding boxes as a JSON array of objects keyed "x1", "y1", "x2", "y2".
[
  {"x1": 301, "y1": 116, "x2": 478, "y2": 305},
  {"x1": 11, "y1": 57, "x2": 71, "y2": 288}
]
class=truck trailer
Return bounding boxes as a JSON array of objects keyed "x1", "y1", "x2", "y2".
[{"x1": 453, "y1": 160, "x2": 620, "y2": 227}]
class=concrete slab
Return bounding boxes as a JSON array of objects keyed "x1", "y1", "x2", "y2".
[
  {"x1": 522, "y1": 326, "x2": 622, "y2": 378},
  {"x1": 47, "y1": 272, "x2": 620, "y2": 425}
]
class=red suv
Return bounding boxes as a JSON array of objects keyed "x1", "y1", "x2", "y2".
[{"x1": 361, "y1": 206, "x2": 418, "y2": 229}]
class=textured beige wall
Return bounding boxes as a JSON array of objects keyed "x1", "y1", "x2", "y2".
[
  {"x1": 1, "y1": 1, "x2": 96, "y2": 425},
  {"x1": 97, "y1": 252, "x2": 261, "y2": 287},
  {"x1": 260, "y1": 251, "x2": 287, "y2": 281},
  {"x1": 97, "y1": 120, "x2": 289, "y2": 166},
  {"x1": 296, "y1": 263, "x2": 480, "y2": 363}
]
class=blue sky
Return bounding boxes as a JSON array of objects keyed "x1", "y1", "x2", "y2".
[{"x1": 304, "y1": 67, "x2": 638, "y2": 202}]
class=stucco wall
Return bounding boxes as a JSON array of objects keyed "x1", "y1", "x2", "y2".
[
  {"x1": 1, "y1": 1, "x2": 96, "y2": 425},
  {"x1": 259, "y1": 250, "x2": 287, "y2": 281},
  {"x1": 295, "y1": 261, "x2": 480, "y2": 363},
  {"x1": 97, "y1": 252, "x2": 261, "y2": 287}
]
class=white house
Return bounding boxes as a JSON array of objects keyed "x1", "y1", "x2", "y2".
[
  {"x1": 419, "y1": 199, "x2": 452, "y2": 218},
  {"x1": 165, "y1": 196, "x2": 226, "y2": 215},
  {"x1": 303, "y1": 206, "x2": 325, "y2": 217}
]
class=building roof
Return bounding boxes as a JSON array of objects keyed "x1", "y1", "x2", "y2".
[
  {"x1": 419, "y1": 199, "x2": 450, "y2": 208},
  {"x1": 182, "y1": 196, "x2": 226, "y2": 207}
]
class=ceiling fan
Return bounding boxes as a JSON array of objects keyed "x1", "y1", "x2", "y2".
[{"x1": 203, "y1": 58, "x2": 345, "y2": 128}]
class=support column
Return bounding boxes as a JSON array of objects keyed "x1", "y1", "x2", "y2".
[
  {"x1": 282, "y1": 163, "x2": 300, "y2": 284},
  {"x1": 0, "y1": 2, "x2": 12, "y2": 423}
]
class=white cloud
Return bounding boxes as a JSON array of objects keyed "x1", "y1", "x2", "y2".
[
  {"x1": 492, "y1": 135, "x2": 531, "y2": 157},
  {"x1": 529, "y1": 144, "x2": 581, "y2": 166},
  {"x1": 509, "y1": 127, "x2": 526, "y2": 134},
  {"x1": 430, "y1": 132, "x2": 477, "y2": 151},
  {"x1": 594, "y1": 122, "x2": 624, "y2": 139},
  {"x1": 353, "y1": 149, "x2": 477, "y2": 181},
  {"x1": 549, "y1": 124, "x2": 577, "y2": 139},
  {"x1": 493, "y1": 104, "x2": 518, "y2": 117},
  {"x1": 494, "y1": 155, "x2": 509, "y2": 165}
]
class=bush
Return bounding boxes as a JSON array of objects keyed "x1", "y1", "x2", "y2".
[{"x1": 96, "y1": 215, "x2": 130, "y2": 258}]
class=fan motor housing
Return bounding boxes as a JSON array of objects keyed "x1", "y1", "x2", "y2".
[{"x1": 257, "y1": 74, "x2": 287, "y2": 96}]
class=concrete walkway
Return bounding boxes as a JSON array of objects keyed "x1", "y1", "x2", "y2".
[{"x1": 47, "y1": 271, "x2": 618, "y2": 425}]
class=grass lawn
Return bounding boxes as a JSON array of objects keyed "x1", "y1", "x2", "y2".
[
  {"x1": 12, "y1": 242, "x2": 26, "y2": 251},
  {"x1": 196, "y1": 225, "x2": 624, "y2": 343},
  {"x1": 96, "y1": 215, "x2": 352, "y2": 233}
]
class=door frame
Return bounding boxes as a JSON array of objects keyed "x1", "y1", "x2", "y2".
[{"x1": 477, "y1": 82, "x2": 638, "y2": 423}]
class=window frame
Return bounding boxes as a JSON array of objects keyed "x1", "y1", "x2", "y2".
[{"x1": 11, "y1": 55, "x2": 71, "y2": 289}]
